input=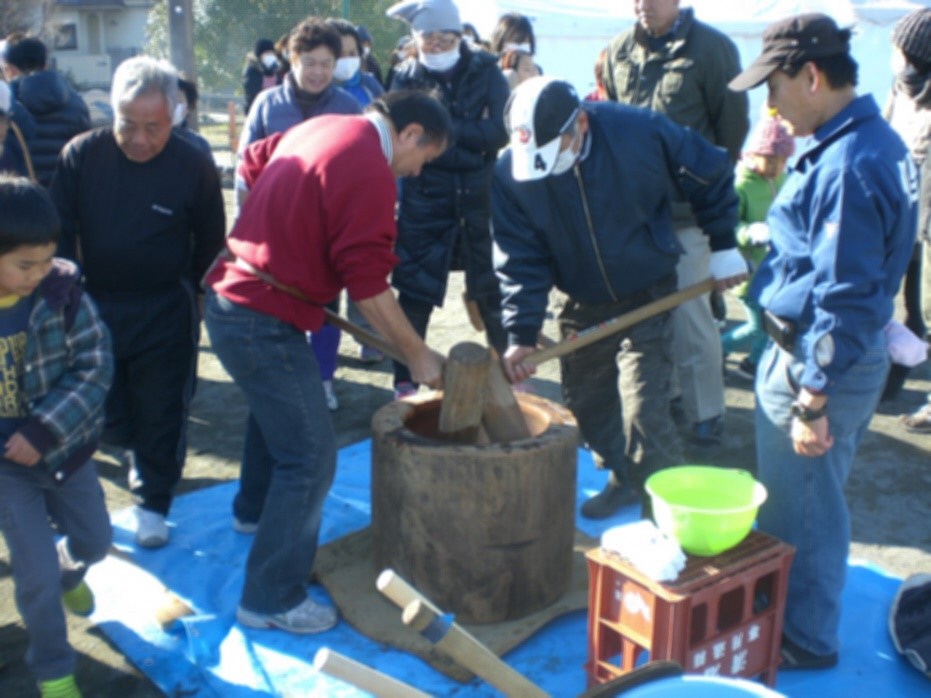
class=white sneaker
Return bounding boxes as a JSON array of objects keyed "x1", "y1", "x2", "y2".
[
  {"x1": 134, "y1": 507, "x2": 169, "y2": 548},
  {"x1": 322, "y1": 380, "x2": 338, "y2": 411},
  {"x1": 236, "y1": 596, "x2": 338, "y2": 634}
]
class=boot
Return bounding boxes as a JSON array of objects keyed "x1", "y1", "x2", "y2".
[{"x1": 581, "y1": 472, "x2": 640, "y2": 519}]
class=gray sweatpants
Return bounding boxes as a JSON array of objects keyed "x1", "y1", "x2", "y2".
[{"x1": 0, "y1": 460, "x2": 111, "y2": 681}]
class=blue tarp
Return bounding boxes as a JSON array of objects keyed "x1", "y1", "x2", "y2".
[{"x1": 85, "y1": 441, "x2": 927, "y2": 696}]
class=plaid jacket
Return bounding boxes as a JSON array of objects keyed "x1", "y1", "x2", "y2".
[{"x1": 17, "y1": 259, "x2": 113, "y2": 482}]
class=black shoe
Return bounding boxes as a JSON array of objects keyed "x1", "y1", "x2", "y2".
[
  {"x1": 780, "y1": 634, "x2": 838, "y2": 671},
  {"x1": 581, "y1": 480, "x2": 640, "y2": 519},
  {"x1": 689, "y1": 415, "x2": 723, "y2": 447}
]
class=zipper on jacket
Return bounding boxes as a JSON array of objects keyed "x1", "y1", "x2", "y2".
[
  {"x1": 678, "y1": 165, "x2": 710, "y2": 186},
  {"x1": 574, "y1": 166, "x2": 619, "y2": 302}
]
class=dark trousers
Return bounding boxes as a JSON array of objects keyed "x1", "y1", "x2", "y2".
[
  {"x1": 95, "y1": 285, "x2": 198, "y2": 515},
  {"x1": 392, "y1": 292, "x2": 507, "y2": 387},
  {"x1": 558, "y1": 277, "x2": 684, "y2": 490}
]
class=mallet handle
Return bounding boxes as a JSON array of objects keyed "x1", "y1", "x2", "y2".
[{"x1": 313, "y1": 648, "x2": 430, "y2": 698}]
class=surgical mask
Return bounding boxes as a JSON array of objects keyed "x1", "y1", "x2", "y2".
[
  {"x1": 260, "y1": 52, "x2": 279, "y2": 70},
  {"x1": 333, "y1": 56, "x2": 361, "y2": 82},
  {"x1": 419, "y1": 46, "x2": 460, "y2": 72},
  {"x1": 504, "y1": 42, "x2": 533, "y2": 54},
  {"x1": 551, "y1": 131, "x2": 580, "y2": 176}
]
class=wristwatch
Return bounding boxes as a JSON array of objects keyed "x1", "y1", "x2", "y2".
[{"x1": 790, "y1": 401, "x2": 827, "y2": 422}]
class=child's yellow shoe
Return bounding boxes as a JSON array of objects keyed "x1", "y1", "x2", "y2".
[
  {"x1": 62, "y1": 580, "x2": 94, "y2": 617},
  {"x1": 38, "y1": 674, "x2": 82, "y2": 698}
]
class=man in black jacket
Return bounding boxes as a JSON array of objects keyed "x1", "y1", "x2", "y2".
[
  {"x1": 386, "y1": 0, "x2": 510, "y2": 397},
  {"x1": 50, "y1": 56, "x2": 225, "y2": 549},
  {"x1": 1, "y1": 35, "x2": 90, "y2": 187}
]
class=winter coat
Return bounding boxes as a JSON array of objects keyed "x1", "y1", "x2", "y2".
[
  {"x1": 12, "y1": 70, "x2": 90, "y2": 186},
  {"x1": 388, "y1": 43, "x2": 510, "y2": 305}
]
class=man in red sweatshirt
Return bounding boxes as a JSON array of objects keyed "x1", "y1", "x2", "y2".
[{"x1": 204, "y1": 90, "x2": 450, "y2": 635}]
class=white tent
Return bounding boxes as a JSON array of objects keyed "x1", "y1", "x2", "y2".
[{"x1": 461, "y1": 1, "x2": 930, "y2": 121}]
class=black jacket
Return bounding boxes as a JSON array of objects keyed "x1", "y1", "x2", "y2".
[
  {"x1": 12, "y1": 70, "x2": 90, "y2": 187},
  {"x1": 388, "y1": 44, "x2": 509, "y2": 305}
]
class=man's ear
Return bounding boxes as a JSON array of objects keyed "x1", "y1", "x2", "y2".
[
  {"x1": 398, "y1": 123, "x2": 425, "y2": 145},
  {"x1": 805, "y1": 62, "x2": 820, "y2": 93}
]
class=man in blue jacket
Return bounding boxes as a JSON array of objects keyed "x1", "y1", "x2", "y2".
[
  {"x1": 729, "y1": 14, "x2": 918, "y2": 669},
  {"x1": 494, "y1": 76, "x2": 745, "y2": 518}
]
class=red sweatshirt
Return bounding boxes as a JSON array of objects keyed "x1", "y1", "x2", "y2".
[{"x1": 207, "y1": 115, "x2": 398, "y2": 332}]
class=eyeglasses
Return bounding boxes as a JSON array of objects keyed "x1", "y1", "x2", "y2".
[{"x1": 415, "y1": 31, "x2": 459, "y2": 51}]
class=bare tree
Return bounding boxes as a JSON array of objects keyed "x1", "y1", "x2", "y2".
[{"x1": 0, "y1": 1, "x2": 54, "y2": 40}]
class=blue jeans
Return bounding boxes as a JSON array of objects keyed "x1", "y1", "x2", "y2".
[
  {"x1": 0, "y1": 460, "x2": 111, "y2": 680},
  {"x1": 754, "y1": 333, "x2": 888, "y2": 656},
  {"x1": 205, "y1": 291, "x2": 336, "y2": 614}
]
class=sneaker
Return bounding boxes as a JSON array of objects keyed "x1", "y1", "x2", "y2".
[
  {"x1": 233, "y1": 517, "x2": 258, "y2": 534},
  {"x1": 359, "y1": 345, "x2": 384, "y2": 364},
  {"x1": 62, "y1": 580, "x2": 94, "y2": 617},
  {"x1": 581, "y1": 479, "x2": 641, "y2": 519},
  {"x1": 322, "y1": 380, "x2": 339, "y2": 411},
  {"x1": 735, "y1": 358, "x2": 757, "y2": 381},
  {"x1": 780, "y1": 634, "x2": 838, "y2": 671},
  {"x1": 236, "y1": 596, "x2": 338, "y2": 634},
  {"x1": 689, "y1": 415, "x2": 723, "y2": 447},
  {"x1": 38, "y1": 675, "x2": 81, "y2": 698},
  {"x1": 393, "y1": 381, "x2": 417, "y2": 400},
  {"x1": 901, "y1": 403, "x2": 931, "y2": 434},
  {"x1": 134, "y1": 507, "x2": 169, "y2": 549}
]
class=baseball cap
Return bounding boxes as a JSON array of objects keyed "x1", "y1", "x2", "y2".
[
  {"x1": 505, "y1": 76, "x2": 580, "y2": 181},
  {"x1": 729, "y1": 13, "x2": 851, "y2": 91}
]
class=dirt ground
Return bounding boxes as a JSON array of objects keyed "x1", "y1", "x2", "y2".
[{"x1": 0, "y1": 189, "x2": 929, "y2": 696}]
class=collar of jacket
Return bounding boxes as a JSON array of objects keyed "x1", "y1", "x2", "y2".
[
  {"x1": 797, "y1": 94, "x2": 880, "y2": 166},
  {"x1": 633, "y1": 7, "x2": 694, "y2": 56}
]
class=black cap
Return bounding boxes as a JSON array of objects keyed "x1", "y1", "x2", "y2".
[
  {"x1": 254, "y1": 38, "x2": 275, "y2": 57},
  {"x1": 729, "y1": 13, "x2": 851, "y2": 91}
]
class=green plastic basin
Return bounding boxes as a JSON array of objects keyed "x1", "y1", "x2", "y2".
[{"x1": 645, "y1": 465, "x2": 768, "y2": 557}]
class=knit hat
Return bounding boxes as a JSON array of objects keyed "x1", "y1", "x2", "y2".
[
  {"x1": 254, "y1": 38, "x2": 275, "y2": 57},
  {"x1": 748, "y1": 115, "x2": 795, "y2": 158},
  {"x1": 892, "y1": 9, "x2": 931, "y2": 68},
  {"x1": 0, "y1": 81, "x2": 10, "y2": 116},
  {"x1": 386, "y1": 0, "x2": 462, "y2": 34},
  {"x1": 356, "y1": 25, "x2": 373, "y2": 44}
]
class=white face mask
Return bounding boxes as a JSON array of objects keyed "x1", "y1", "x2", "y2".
[
  {"x1": 550, "y1": 131, "x2": 580, "y2": 176},
  {"x1": 418, "y1": 46, "x2": 460, "y2": 72},
  {"x1": 504, "y1": 42, "x2": 533, "y2": 54},
  {"x1": 333, "y1": 56, "x2": 361, "y2": 82},
  {"x1": 260, "y1": 52, "x2": 279, "y2": 70}
]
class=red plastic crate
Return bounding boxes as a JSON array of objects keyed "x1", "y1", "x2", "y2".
[{"x1": 585, "y1": 530, "x2": 795, "y2": 687}]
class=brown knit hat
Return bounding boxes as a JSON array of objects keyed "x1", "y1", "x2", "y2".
[{"x1": 893, "y1": 9, "x2": 931, "y2": 67}]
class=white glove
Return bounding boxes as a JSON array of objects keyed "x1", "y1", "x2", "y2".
[
  {"x1": 746, "y1": 222, "x2": 771, "y2": 245},
  {"x1": 709, "y1": 248, "x2": 749, "y2": 280},
  {"x1": 885, "y1": 320, "x2": 929, "y2": 367}
]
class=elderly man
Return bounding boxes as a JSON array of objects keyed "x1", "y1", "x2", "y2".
[
  {"x1": 205, "y1": 91, "x2": 450, "y2": 634},
  {"x1": 603, "y1": 0, "x2": 749, "y2": 448},
  {"x1": 50, "y1": 57, "x2": 226, "y2": 548},
  {"x1": 494, "y1": 77, "x2": 744, "y2": 518},
  {"x1": 729, "y1": 14, "x2": 918, "y2": 669}
]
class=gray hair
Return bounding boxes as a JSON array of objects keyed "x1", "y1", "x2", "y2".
[{"x1": 110, "y1": 56, "x2": 179, "y2": 116}]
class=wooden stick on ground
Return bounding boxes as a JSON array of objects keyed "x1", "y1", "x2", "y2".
[
  {"x1": 403, "y1": 599, "x2": 548, "y2": 698},
  {"x1": 313, "y1": 648, "x2": 430, "y2": 698}
]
